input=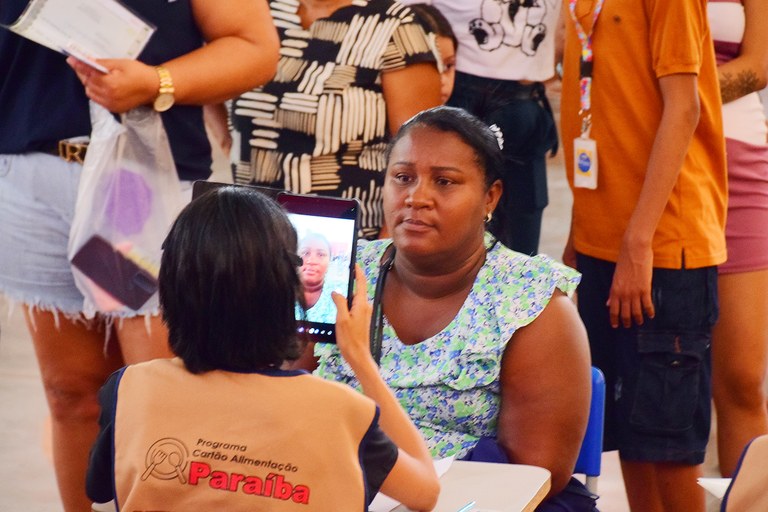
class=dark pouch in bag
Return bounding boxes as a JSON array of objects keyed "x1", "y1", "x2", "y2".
[
  {"x1": 461, "y1": 437, "x2": 599, "y2": 512},
  {"x1": 70, "y1": 234, "x2": 159, "y2": 311}
]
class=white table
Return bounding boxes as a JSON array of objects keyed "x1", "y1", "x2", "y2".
[
  {"x1": 95, "y1": 461, "x2": 551, "y2": 512},
  {"x1": 392, "y1": 460, "x2": 551, "y2": 512}
]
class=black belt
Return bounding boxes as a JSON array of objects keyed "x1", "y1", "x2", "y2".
[
  {"x1": 37, "y1": 138, "x2": 89, "y2": 164},
  {"x1": 504, "y1": 81, "x2": 545, "y2": 101}
]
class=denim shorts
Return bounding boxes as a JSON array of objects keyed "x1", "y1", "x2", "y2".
[
  {"x1": 0, "y1": 153, "x2": 193, "y2": 317},
  {"x1": 576, "y1": 254, "x2": 718, "y2": 464}
]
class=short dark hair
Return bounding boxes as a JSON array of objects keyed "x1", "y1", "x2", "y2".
[
  {"x1": 409, "y1": 3, "x2": 457, "y2": 52},
  {"x1": 159, "y1": 186, "x2": 304, "y2": 374},
  {"x1": 385, "y1": 106, "x2": 504, "y2": 188}
]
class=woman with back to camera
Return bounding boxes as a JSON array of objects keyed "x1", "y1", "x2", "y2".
[
  {"x1": 85, "y1": 186, "x2": 439, "y2": 511},
  {"x1": 313, "y1": 106, "x2": 597, "y2": 510}
]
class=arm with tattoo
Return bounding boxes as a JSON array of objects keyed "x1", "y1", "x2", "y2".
[{"x1": 716, "y1": 0, "x2": 768, "y2": 104}]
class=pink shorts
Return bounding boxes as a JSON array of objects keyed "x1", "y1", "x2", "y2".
[{"x1": 720, "y1": 137, "x2": 768, "y2": 274}]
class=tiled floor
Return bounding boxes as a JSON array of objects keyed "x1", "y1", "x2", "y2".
[{"x1": 0, "y1": 88, "x2": 724, "y2": 511}]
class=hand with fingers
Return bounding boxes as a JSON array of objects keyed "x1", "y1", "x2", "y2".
[
  {"x1": 607, "y1": 242, "x2": 655, "y2": 328},
  {"x1": 332, "y1": 264, "x2": 375, "y2": 373},
  {"x1": 66, "y1": 57, "x2": 158, "y2": 113}
]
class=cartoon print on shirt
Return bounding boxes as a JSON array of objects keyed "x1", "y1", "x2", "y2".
[{"x1": 469, "y1": 0, "x2": 548, "y2": 56}]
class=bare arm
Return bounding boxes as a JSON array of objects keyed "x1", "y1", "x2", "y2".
[
  {"x1": 608, "y1": 73, "x2": 700, "y2": 328},
  {"x1": 333, "y1": 266, "x2": 439, "y2": 512},
  {"x1": 68, "y1": 0, "x2": 279, "y2": 113},
  {"x1": 382, "y1": 62, "x2": 442, "y2": 135},
  {"x1": 717, "y1": 0, "x2": 768, "y2": 104},
  {"x1": 497, "y1": 291, "x2": 591, "y2": 497}
]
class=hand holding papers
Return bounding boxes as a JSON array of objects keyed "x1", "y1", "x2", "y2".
[{"x1": 4, "y1": 0, "x2": 154, "y2": 72}]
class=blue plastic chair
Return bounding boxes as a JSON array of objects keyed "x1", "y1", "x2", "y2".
[{"x1": 574, "y1": 367, "x2": 606, "y2": 494}]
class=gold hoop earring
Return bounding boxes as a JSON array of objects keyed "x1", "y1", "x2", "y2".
[{"x1": 485, "y1": 212, "x2": 493, "y2": 225}]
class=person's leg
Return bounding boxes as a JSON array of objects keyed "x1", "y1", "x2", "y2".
[
  {"x1": 575, "y1": 254, "x2": 621, "y2": 450},
  {"x1": 25, "y1": 308, "x2": 123, "y2": 512},
  {"x1": 620, "y1": 461, "x2": 663, "y2": 512},
  {"x1": 621, "y1": 461, "x2": 705, "y2": 512},
  {"x1": 712, "y1": 269, "x2": 768, "y2": 476},
  {"x1": 2, "y1": 154, "x2": 118, "y2": 510},
  {"x1": 116, "y1": 314, "x2": 172, "y2": 364}
]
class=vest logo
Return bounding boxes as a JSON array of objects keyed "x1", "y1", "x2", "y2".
[
  {"x1": 142, "y1": 438, "x2": 189, "y2": 483},
  {"x1": 189, "y1": 462, "x2": 311, "y2": 504},
  {"x1": 140, "y1": 439, "x2": 311, "y2": 504}
]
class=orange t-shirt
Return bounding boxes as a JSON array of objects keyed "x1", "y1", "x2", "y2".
[{"x1": 561, "y1": 0, "x2": 727, "y2": 269}]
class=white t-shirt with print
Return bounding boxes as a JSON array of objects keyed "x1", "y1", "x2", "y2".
[{"x1": 402, "y1": 0, "x2": 562, "y2": 81}]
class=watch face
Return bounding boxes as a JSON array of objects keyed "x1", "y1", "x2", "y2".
[{"x1": 153, "y1": 93, "x2": 174, "y2": 112}]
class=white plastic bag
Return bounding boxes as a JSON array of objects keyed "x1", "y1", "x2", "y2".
[{"x1": 68, "y1": 103, "x2": 184, "y2": 315}]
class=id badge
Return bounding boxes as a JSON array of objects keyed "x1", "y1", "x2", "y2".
[{"x1": 573, "y1": 136, "x2": 598, "y2": 189}]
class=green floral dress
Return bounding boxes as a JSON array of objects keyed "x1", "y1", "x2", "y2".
[{"x1": 315, "y1": 234, "x2": 580, "y2": 458}]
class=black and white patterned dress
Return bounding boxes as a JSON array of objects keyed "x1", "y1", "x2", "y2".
[{"x1": 231, "y1": 0, "x2": 436, "y2": 238}]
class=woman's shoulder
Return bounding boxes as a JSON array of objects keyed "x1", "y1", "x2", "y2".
[
  {"x1": 484, "y1": 238, "x2": 581, "y2": 298},
  {"x1": 474, "y1": 237, "x2": 581, "y2": 335},
  {"x1": 306, "y1": 373, "x2": 371, "y2": 404}
]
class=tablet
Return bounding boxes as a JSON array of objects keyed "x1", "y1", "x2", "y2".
[{"x1": 277, "y1": 192, "x2": 360, "y2": 343}]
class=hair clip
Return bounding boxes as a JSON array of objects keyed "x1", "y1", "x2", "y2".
[{"x1": 489, "y1": 124, "x2": 504, "y2": 150}]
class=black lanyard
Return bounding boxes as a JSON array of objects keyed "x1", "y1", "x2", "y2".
[{"x1": 369, "y1": 243, "x2": 395, "y2": 366}]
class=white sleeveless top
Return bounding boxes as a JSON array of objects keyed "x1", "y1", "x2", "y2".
[{"x1": 707, "y1": 0, "x2": 767, "y2": 145}]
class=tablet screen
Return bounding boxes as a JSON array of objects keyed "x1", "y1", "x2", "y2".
[{"x1": 278, "y1": 193, "x2": 360, "y2": 343}]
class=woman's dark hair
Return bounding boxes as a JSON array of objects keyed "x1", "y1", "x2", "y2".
[
  {"x1": 409, "y1": 3, "x2": 457, "y2": 53},
  {"x1": 385, "y1": 106, "x2": 504, "y2": 188},
  {"x1": 159, "y1": 186, "x2": 304, "y2": 374}
]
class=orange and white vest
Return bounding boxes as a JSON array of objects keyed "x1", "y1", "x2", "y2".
[{"x1": 112, "y1": 358, "x2": 381, "y2": 511}]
